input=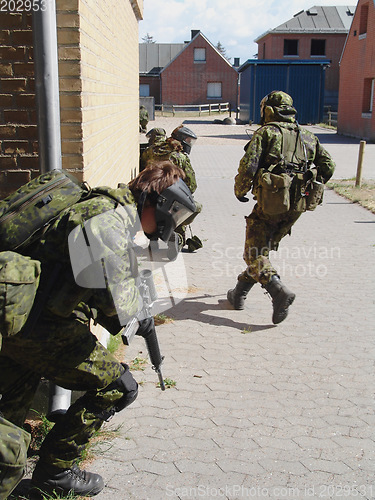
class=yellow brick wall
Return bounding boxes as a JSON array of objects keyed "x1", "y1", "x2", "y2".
[{"x1": 62, "y1": 0, "x2": 142, "y2": 186}]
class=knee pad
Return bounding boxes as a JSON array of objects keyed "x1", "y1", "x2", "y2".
[
  {"x1": 110, "y1": 363, "x2": 139, "y2": 413},
  {"x1": 85, "y1": 363, "x2": 138, "y2": 422}
]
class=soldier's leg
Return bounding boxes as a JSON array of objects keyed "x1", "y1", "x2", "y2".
[
  {"x1": 0, "y1": 416, "x2": 31, "y2": 499},
  {"x1": 261, "y1": 210, "x2": 302, "y2": 324},
  {"x1": 0, "y1": 353, "x2": 38, "y2": 498},
  {"x1": 31, "y1": 340, "x2": 137, "y2": 496},
  {"x1": 241, "y1": 208, "x2": 279, "y2": 286},
  {"x1": 0, "y1": 352, "x2": 41, "y2": 427},
  {"x1": 228, "y1": 207, "x2": 269, "y2": 309}
]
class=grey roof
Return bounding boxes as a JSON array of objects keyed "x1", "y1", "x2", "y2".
[
  {"x1": 255, "y1": 5, "x2": 356, "y2": 41},
  {"x1": 139, "y1": 43, "x2": 186, "y2": 74}
]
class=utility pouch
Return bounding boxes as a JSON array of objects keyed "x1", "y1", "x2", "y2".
[
  {"x1": 305, "y1": 181, "x2": 324, "y2": 211},
  {"x1": 254, "y1": 168, "x2": 291, "y2": 216},
  {"x1": 290, "y1": 173, "x2": 306, "y2": 212},
  {"x1": 0, "y1": 251, "x2": 41, "y2": 337}
]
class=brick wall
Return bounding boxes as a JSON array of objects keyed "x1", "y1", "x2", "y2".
[
  {"x1": 161, "y1": 34, "x2": 238, "y2": 109},
  {"x1": 78, "y1": 0, "x2": 142, "y2": 186},
  {"x1": 0, "y1": 0, "x2": 143, "y2": 198},
  {"x1": 338, "y1": 0, "x2": 375, "y2": 140},
  {"x1": 0, "y1": 12, "x2": 36, "y2": 197}
]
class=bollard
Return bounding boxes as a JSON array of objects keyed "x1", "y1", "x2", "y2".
[{"x1": 355, "y1": 140, "x2": 366, "y2": 187}]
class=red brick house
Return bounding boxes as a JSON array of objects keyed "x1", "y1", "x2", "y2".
[
  {"x1": 140, "y1": 31, "x2": 239, "y2": 110},
  {"x1": 255, "y1": 6, "x2": 355, "y2": 110},
  {"x1": 337, "y1": 0, "x2": 375, "y2": 140}
]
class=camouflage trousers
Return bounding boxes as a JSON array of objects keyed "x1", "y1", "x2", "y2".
[
  {"x1": 0, "y1": 314, "x2": 136, "y2": 475},
  {"x1": 238, "y1": 204, "x2": 302, "y2": 286},
  {"x1": 0, "y1": 416, "x2": 30, "y2": 499}
]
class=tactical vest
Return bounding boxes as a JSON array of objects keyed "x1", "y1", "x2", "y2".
[
  {"x1": 266, "y1": 122, "x2": 308, "y2": 173},
  {"x1": 253, "y1": 123, "x2": 321, "y2": 215}
]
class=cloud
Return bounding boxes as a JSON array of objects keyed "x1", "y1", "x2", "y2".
[{"x1": 140, "y1": 0, "x2": 355, "y2": 63}]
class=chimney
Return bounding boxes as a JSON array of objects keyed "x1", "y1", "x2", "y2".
[
  {"x1": 233, "y1": 57, "x2": 240, "y2": 67},
  {"x1": 191, "y1": 30, "x2": 200, "y2": 39}
]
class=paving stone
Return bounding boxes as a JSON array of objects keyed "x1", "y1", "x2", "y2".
[{"x1": 88, "y1": 118, "x2": 375, "y2": 499}]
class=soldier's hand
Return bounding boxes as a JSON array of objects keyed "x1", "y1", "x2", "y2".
[{"x1": 236, "y1": 195, "x2": 249, "y2": 203}]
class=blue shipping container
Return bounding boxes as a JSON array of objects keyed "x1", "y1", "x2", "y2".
[{"x1": 239, "y1": 60, "x2": 329, "y2": 125}]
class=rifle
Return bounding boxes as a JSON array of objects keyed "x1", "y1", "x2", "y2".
[{"x1": 122, "y1": 269, "x2": 165, "y2": 391}]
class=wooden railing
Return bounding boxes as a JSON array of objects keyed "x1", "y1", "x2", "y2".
[{"x1": 156, "y1": 102, "x2": 231, "y2": 116}]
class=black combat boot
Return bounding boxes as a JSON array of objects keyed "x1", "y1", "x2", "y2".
[
  {"x1": 265, "y1": 275, "x2": 295, "y2": 324},
  {"x1": 227, "y1": 280, "x2": 255, "y2": 310},
  {"x1": 31, "y1": 462, "x2": 104, "y2": 497}
]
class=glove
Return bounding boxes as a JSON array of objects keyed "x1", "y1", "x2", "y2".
[{"x1": 236, "y1": 196, "x2": 249, "y2": 203}]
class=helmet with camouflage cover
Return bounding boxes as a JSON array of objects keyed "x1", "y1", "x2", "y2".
[
  {"x1": 260, "y1": 90, "x2": 297, "y2": 125},
  {"x1": 146, "y1": 128, "x2": 167, "y2": 146},
  {"x1": 171, "y1": 125, "x2": 197, "y2": 154}
]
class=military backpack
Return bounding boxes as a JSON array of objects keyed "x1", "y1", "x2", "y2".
[{"x1": 0, "y1": 170, "x2": 90, "y2": 337}]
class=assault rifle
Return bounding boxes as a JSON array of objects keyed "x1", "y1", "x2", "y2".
[{"x1": 122, "y1": 269, "x2": 165, "y2": 391}]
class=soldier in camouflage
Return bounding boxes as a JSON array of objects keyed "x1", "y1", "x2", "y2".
[
  {"x1": 0, "y1": 332, "x2": 31, "y2": 499},
  {"x1": 139, "y1": 105, "x2": 149, "y2": 133},
  {"x1": 0, "y1": 162, "x2": 195, "y2": 498},
  {"x1": 227, "y1": 90, "x2": 335, "y2": 324},
  {"x1": 141, "y1": 125, "x2": 203, "y2": 254}
]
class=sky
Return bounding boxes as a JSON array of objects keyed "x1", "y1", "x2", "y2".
[{"x1": 139, "y1": 0, "x2": 356, "y2": 65}]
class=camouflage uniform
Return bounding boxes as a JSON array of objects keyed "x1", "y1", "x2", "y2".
[
  {"x1": 0, "y1": 325, "x2": 31, "y2": 499},
  {"x1": 139, "y1": 106, "x2": 149, "y2": 133},
  {"x1": 0, "y1": 186, "x2": 141, "y2": 478},
  {"x1": 235, "y1": 119, "x2": 335, "y2": 285},
  {"x1": 141, "y1": 138, "x2": 197, "y2": 193}
]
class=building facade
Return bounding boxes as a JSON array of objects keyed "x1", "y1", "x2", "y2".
[
  {"x1": 338, "y1": 0, "x2": 375, "y2": 140},
  {"x1": 255, "y1": 6, "x2": 355, "y2": 110},
  {"x1": 140, "y1": 31, "x2": 239, "y2": 111},
  {"x1": 0, "y1": 0, "x2": 143, "y2": 198}
]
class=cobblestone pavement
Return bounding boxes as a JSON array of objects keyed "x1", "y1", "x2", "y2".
[
  {"x1": 12, "y1": 116, "x2": 375, "y2": 500},
  {"x1": 89, "y1": 117, "x2": 375, "y2": 499}
]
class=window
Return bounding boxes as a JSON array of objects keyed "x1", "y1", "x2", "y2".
[
  {"x1": 311, "y1": 39, "x2": 326, "y2": 56},
  {"x1": 194, "y1": 48, "x2": 206, "y2": 62},
  {"x1": 362, "y1": 78, "x2": 374, "y2": 116},
  {"x1": 284, "y1": 39, "x2": 298, "y2": 56},
  {"x1": 207, "y1": 82, "x2": 222, "y2": 99},
  {"x1": 139, "y1": 84, "x2": 150, "y2": 97}
]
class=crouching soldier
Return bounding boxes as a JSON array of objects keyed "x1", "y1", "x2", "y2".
[{"x1": 0, "y1": 161, "x2": 196, "y2": 497}]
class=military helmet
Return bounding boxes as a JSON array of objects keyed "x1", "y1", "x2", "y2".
[
  {"x1": 260, "y1": 90, "x2": 297, "y2": 124},
  {"x1": 171, "y1": 126, "x2": 197, "y2": 154},
  {"x1": 146, "y1": 127, "x2": 166, "y2": 145}
]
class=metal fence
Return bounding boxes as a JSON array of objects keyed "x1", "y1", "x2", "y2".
[{"x1": 155, "y1": 102, "x2": 231, "y2": 116}]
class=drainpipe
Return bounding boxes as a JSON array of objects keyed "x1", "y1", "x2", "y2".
[
  {"x1": 32, "y1": 1, "x2": 71, "y2": 421},
  {"x1": 32, "y1": 0, "x2": 62, "y2": 173}
]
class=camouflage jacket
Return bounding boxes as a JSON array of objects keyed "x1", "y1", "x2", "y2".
[
  {"x1": 29, "y1": 185, "x2": 142, "y2": 325},
  {"x1": 234, "y1": 122, "x2": 335, "y2": 199},
  {"x1": 141, "y1": 139, "x2": 197, "y2": 193}
]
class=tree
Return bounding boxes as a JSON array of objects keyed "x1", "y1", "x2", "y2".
[
  {"x1": 142, "y1": 33, "x2": 156, "y2": 44},
  {"x1": 216, "y1": 41, "x2": 231, "y2": 62}
]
